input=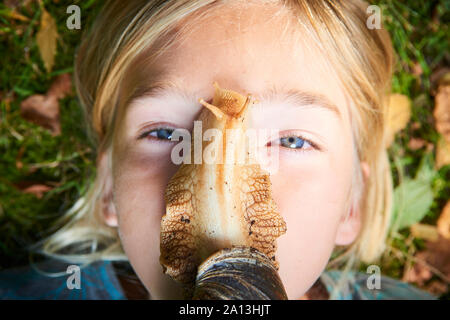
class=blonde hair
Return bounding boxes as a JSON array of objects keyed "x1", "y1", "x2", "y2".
[{"x1": 38, "y1": 0, "x2": 394, "y2": 276}]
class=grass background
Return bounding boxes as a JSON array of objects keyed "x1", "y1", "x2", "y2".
[{"x1": 0, "y1": 0, "x2": 449, "y2": 297}]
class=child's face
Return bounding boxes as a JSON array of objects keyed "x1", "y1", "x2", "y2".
[{"x1": 106, "y1": 4, "x2": 362, "y2": 299}]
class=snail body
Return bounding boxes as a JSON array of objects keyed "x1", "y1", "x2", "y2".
[{"x1": 160, "y1": 82, "x2": 287, "y2": 297}]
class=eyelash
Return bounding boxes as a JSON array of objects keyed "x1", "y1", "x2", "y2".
[
  {"x1": 138, "y1": 127, "x2": 319, "y2": 152},
  {"x1": 267, "y1": 133, "x2": 319, "y2": 152},
  {"x1": 137, "y1": 125, "x2": 176, "y2": 142}
]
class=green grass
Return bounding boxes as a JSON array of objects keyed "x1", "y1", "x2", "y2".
[
  {"x1": 0, "y1": 0, "x2": 102, "y2": 268},
  {"x1": 0, "y1": 0, "x2": 449, "y2": 297}
]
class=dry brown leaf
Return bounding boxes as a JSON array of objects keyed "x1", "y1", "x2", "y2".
[
  {"x1": 420, "y1": 236, "x2": 450, "y2": 280},
  {"x1": 21, "y1": 184, "x2": 52, "y2": 199},
  {"x1": 437, "y1": 201, "x2": 450, "y2": 239},
  {"x1": 386, "y1": 93, "x2": 411, "y2": 147},
  {"x1": 410, "y1": 223, "x2": 439, "y2": 242},
  {"x1": 403, "y1": 235, "x2": 450, "y2": 295},
  {"x1": 47, "y1": 73, "x2": 72, "y2": 99},
  {"x1": 431, "y1": 69, "x2": 450, "y2": 88},
  {"x1": 408, "y1": 138, "x2": 426, "y2": 150},
  {"x1": 20, "y1": 94, "x2": 60, "y2": 135},
  {"x1": 403, "y1": 260, "x2": 432, "y2": 286},
  {"x1": 36, "y1": 7, "x2": 58, "y2": 73},
  {"x1": 6, "y1": 9, "x2": 29, "y2": 22},
  {"x1": 434, "y1": 84, "x2": 450, "y2": 143},
  {"x1": 14, "y1": 181, "x2": 53, "y2": 199},
  {"x1": 411, "y1": 121, "x2": 421, "y2": 130},
  {"x1": 412, "y1": 62, "x2": 423, "y2": 77},
  {"x1": 436, "y1": 137, "x2": 450, "y2": 169},
  {"x1": 20, "y1": 73, "x2": 72, "y2": 136},
  {"x1": 432, "y1": 84, "x2": 450, "y2": 168}
]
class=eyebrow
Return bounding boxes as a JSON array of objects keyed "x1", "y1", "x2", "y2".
[
  {"x1": 129, "y1": 79, "x2": 341, "y2": 118},
  {"x1": 259, "y1": 86, "x2": 341, "y2": 118}
]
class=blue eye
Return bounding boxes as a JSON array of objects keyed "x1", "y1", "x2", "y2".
[
  {"x1": 140, "y1": 128, "x2": 174, "y2": 141},
  {"x1": 278, "y1": 136, "x2": 313, "y2": 150}
]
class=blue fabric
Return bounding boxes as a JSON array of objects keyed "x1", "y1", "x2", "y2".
[
  {"x1": 321, "y1": 270, "x2": 437, "y2": 300},
  {"x1": 0, "y1": 259, "x2": 125, "y2": 300},
  {"x1": 0, "y1": 260, "x2": 437, "y2": 300}
]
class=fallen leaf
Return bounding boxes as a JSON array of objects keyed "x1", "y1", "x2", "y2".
[
  {"x1": 403, "y1": 260, "x2": 432, "y2": 286},
  {"x1": 47, "y1": 73, "x2": 72, "y2": 99},
  {"x1": 36, "y1": 6, "x2": 58, "y2": 73},
  {"x1": 4, "y1": 9, "x2": 29, "y2": 21},
  {"x1": 437, "y1": 201, "x2": 450, "y2": 240},
  {"x1": 412, "y1": 62, "x2": 423, "y2": 77},
  {"x1": 423, "y1": 280, "x2": 448, "y2": 296},
  {"x1": 20, "y1": 73, "x2": 72, "y2": 136},
  {"x1": 410, "y1": 223, "x2": 439, "y2": 242},
  {"x1": 436, "y1": 138, "x2": 450, "y2": 169},
  {"x1": 433, "y1": 83, "x2": 450, "y2": 168},
  {"x1": 411, "y1": 122, "x2": 421, "y2": 130},
  {"x1": 20, "y1": 94, "x2": 60, "y2": 135},
  {"x1": 431, "y1": 68, "x2": 450, "y2": 88},
  {"x1": 22, "y1": 184, "x2": 52, "y2": 199},
  {"x1": 408, "y1": 138, "x2": 426, "y2": 150},
  {"x1": 403, "y1": 235, "x2": 450, "y2": 292},
  {"x1": 386, "y1": 93, "x2": 411, "y2": 147},
  {"x1": 14, "y1": 181, "x2": 53, "y2": 199},
  {"x1": 418, "y1": 236, "x2": 450, "y2": 281},
  {"x1": 433, "y1": 84, "x2": 450, "y2": 143},
  {"x1": 13, "y1": 25, "x2": 27, "y2": 36}
]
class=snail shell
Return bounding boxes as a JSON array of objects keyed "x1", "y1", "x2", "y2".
[{"x1": 192, "y1": 246, "x2": 288, "y2": 300}]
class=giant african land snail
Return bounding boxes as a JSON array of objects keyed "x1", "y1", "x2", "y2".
[{"x1": 160, "y1": 82, "x2": 287, "y2": 299}]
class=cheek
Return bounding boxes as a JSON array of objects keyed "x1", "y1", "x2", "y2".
[
  {"x1": 113, "y1": 147, "x2": 175, "y2": 233},
  {"x1": 111, "y1": 144, "x2": 181, "y2": 296},
  {"x1": 270, "y1": 150, "x2": 354, "y2": 298}
]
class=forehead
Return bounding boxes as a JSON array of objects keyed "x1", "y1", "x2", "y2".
[{"x1": 138, "y1": 2, "x2": 349, "y2": 117}]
